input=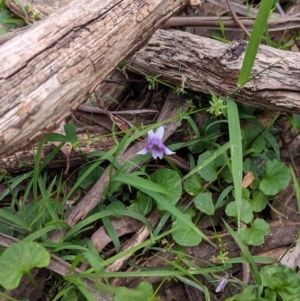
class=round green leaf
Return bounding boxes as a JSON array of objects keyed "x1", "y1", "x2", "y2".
[
  {"x1": 260, "y1": 264, "x2": 300, "y2": 300},
  {"x1": 172, "y1": 216, "x2": 202, "y2": 247},
  {"x1": 238, "y1": 218, "x2": 269, "y2": 246},
  {"x1": 105, "y1": 201, "x2": 125, "y2": 218},
  {"x1": 250, "y1": 190, "x2": 268, "y2": 212},
  {"x1": 194, "y1": 192, "x2": 214, "y2": 215},
  {"x1": 78, "y1": 165, "x2": 104, "y2": 190},
  {"x1": 150, "y1": 169, "x2": 182, "y2": 210},
  {"x1": 197, "y1": 150, "x2": 226, "y2": 181},
  {"x1": 114, "y1": 281, "x2": 153, "y2": 301},
  {"x1": 129, "y1": 191, "x2": 152, "y2": 216},
  {"x1": 259, "y1": 160, "x2": 290, "y2": 195},
  {"x1": 242, "y1": 126, "x2": 266, "y2": 153},
  {"x1": 0, "y1": 242, "x2": 50, "y2": 290},
  {"x1": 183, "y1": 174, "x2": 202, "y2": 196},
  {"x1": 225, "y1": 200, "x2": 253, "y2": 223}
]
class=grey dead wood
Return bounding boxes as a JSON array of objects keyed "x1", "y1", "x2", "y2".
[
  {"x1": 0, "y1": 126, "x2": 112, "y2": 173},
  {"x1": 3, "y1": 0, "x2": 300, "y2": 160},
  {"x1": 0, "y1": 0, "x2": 188, "y2": 157},
  {"x1": 128, "y1": 29, "x2": 300, "y2": 112}
]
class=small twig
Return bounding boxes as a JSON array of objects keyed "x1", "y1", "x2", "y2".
[
  {"x1": 225, "y1": 0, "x2": 250, "y2": 37},
  {"x1": 280, "y1": 132, "x2": 300, "y2": 180},
  {"x1": 163, "y1": 16, "x2": 300, "y2": 32},
  {"x1": 77, "y1": 104, "x2": 157, "y2": 115},
  {"x1": 275, "y1": 2, "x2": 285, "y2": 16}
]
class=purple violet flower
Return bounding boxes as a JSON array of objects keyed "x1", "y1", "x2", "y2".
[
  {"x1": 137, "y1": 126, "x2": 175, "y2": 160},
  {"x1": 215, "y1": 277, "x2": 228, "y2": 293}
]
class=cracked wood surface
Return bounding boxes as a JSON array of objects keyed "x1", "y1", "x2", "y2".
[
  {"x1": 129, "y1": 29, "x2": 300, "y2": 112},
  {"x1": 0, "y1": 0, "x2": 188, "y2": 157}
]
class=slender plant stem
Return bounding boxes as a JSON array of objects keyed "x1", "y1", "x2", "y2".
[{"x1": 225, "y1": 0, "x2": 250, "y2": 37}]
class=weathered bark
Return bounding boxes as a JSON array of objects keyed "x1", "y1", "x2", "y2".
[
  {"x1": 0, "y1": 127, "x2": 113, "y2": 174},
  {"x1": 0, "y1": 0, "x2": 188, "y2": 157},
  {"x1": 129, "y1": 29, "x2": 300, "y2": 112}
]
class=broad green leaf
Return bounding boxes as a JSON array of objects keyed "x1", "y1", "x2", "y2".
[
  {"x1": 242, "y1": 126, "x2": 266, "y2": 153},
  {"x1": 172, "y1": 215, "x2": 202, "y2": 247},
  {"x1": 142, "y1": 190, "x2": 212, "y2": 245},
  {"x1": 241, "y1": 188, "x2": 250, "y2": 201},
  {"x1": 290, "y1": 114, "x2": 300, "y2": 130},
  {"x1": 183, "y1": 142, "x2": 230, "y2": 181},
  {"x1": 238, "y1": 218, "x2": 269, "y2": 246},
  {"x1": 61, "y1": 289, "x2": 78, "y2": 301},
  {"x1": 197, "y1": 150, "x2": 226, "y2": 181},
  {"x1": 260, "y1": 160, "x2": 291, "y2": 195},
  {"x1": 250, "y1": 190, "x2": 268, "y2": 212},
  {"x1": 225, "y1": 200, "x2": 253, "y2": 224},
  {"x1": 64, "y1": 123, "x2": 77, "y2": 144},
  {"x1": 44, "y1": 133, "x2": 71, "y2": 143},
  {"x1": 183, "y1": 174, "x2": 202, "y2": 196},
  {"x1": 194, "y1": 192, "x2": 214, "y2": 215},
  {"x1": 77, "y1": 165, "x2": 104, "y2": 190},
  {"x1": 105, "y1": 201, "x2": 126, "y2": 218},
  {"x1": 0, "y1": 28, "x2": 7, "y2": 35},
  {"x1": 150, "y1": 169, "x2": 182, "y2": 210},
  {"x1": 129, "y1": 191, "x2": 153, "y2": 216},
  {"x1": 260, "y1": 264, "x2": 300, "y2": 300},
  {"x1": 114, "y1": 281, "x2": 153, "y2": 301},
  {"x1": 0, "y1": 242, "x2": 50, "y2": 290},
  {"x1": 263, "y1": 288, "x2": 277, "y2": 301}
]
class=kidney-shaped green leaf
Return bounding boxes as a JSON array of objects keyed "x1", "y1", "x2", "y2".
[
  {"x1": 238, "y1": 218, "x2": 269, "y2": 246},
  {"x1": 260, "y1": 160, "x2": 290, "y2": 196},
  {"x1": 172, "y1": 215, "x2": 202, "y2": 247},
  {"x1": 225, "y1": 200, "x2": 253, "y2": 224},
  {"x1": 0, "y1": 241, "x2": 50, "y2": 290},
  {"x1": 260, "y1": 264, "x2": 300, "y2": 300},
  {"x1": 194, "y1": 192, "x2": 214, "y2": 215},
  {"x1": 114, "y1": 281, "x2": 153, "y2": 301},
  {"x1": 150, "y1": 169, "x2": 182, "y2": 211}
]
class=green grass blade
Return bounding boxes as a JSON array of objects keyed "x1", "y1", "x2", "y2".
[
  {"x1": 0, "y1": 208, "x2": 28, "y2": 229},
  {"x1": 33, "y1": 139, "x2": 44, "y2": 201},
  {"x1": 182, "y1": 142, "x2": 230, "y2": 181},
  {"x1": 223, "y1": 220, "x2": 262, "y2": 287},
  {"x1": 64, "y1": 209, "x2": 153, "y2": 241},
  {"x1": 226, "y1": 98, "x2": 243, "y2": 229},
  {"x1": 238, "y1": 0, "x2": 274, "y2": 86},
  {"x1": 0, "y1": 172, "x2": 33, "y2": 201},
  {"x1": 23, "y1": 224, "x2": 66, "y2": 242},
  {"x1": 112, "y1": 173, "x2": 168, "y2": 194},
  {"x1": 290, "y1": 166, "x2": 300, "y2": 213},
  {"x1": 141, "y1": 189, "x2": 215, "y2": 247},
  {"x1": 38, "y1": 176, "x2": 59, "y2": 222},
  {"x1": 102, "y1": 216, "x2": 121, "y2": 253}
]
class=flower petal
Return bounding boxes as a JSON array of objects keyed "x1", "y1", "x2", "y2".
[
  {"x1": 137, "y1": 147, "x2": 149, "y2": 155},
  {"x1": 154, "y1": 126, "x2": 164, "y2": 141},
  {"x1": 215, "y1": 278, "x2": 228, "y2": 293},
  {"x1": 147, "y1": 130, "x2": 155, "y2": 140},
  {"x1": 162, "y1": 145, "x2": 175, "y2": 155},
  {"x1": 151, "y1": 147, "x2": 164, "y2": 159}
]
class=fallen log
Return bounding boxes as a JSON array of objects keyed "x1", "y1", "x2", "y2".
[
  {"x1": 0, "y1": 0, "x2": 188, "y2": 157},
  {"x1": 0, "y1": 127, "x2": 113, "y2": 174},
  {"x1": 129, "y1": 29, "x2": 300, "y2": 113}
]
